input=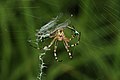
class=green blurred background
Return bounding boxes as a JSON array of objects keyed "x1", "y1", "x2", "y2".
[{"x1": 0, "y1": 0, "x2": 120, "y2": 80}]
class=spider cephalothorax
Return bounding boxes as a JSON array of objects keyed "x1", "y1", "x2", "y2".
[
  {"x1": 29, "y1": 14, "x2": 81, "y2": 62},
  {"x1": 55, "y1": 29, "x2": 69, "y2": 41}
]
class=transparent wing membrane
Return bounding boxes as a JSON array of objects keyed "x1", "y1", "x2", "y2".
[{"x1": 36, "y1": 14, "x2": 72, "y2": 42}]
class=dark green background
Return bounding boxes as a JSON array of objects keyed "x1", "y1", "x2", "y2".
[{"x1": 0, "y1": 0, "x2": 120, "y2": 80}]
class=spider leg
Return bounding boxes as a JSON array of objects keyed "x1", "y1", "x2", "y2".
[
  {"x1": 43, "y1": 37, "x2": 57, "y2": 51},
  {"x1": 54, "y1": 40, "x2": 62, "y2": 62},
  {"x1": 67, "y1": 26, "x2": 81, "y2": 47},
  {"x1": 54, "y1": 40, "x2": 58, "y2": 61},
  {"x1": 69, "y1": 34, "x2": 75, "y2": 41},
  {"x1": 63, "y1": 41, "x2": 72, "y2": 59},
  {"x1": 48, "y1": 37, "x2": 57, "y2": 48},
  {"x1": 70, "y1": 32, "x2": 81, "y2": 47}
]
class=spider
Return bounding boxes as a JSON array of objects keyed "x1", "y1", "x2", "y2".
[
  {"x1": 28, "y1": 15, "x2": 81, "y2": 62},
  {"x1": 42, "y1": 26, "x2": 81, "y2": 62}
]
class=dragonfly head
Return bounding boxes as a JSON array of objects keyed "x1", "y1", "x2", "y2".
[{"x1": 36, "y1": 31, "x2": 50, "y2": 42}]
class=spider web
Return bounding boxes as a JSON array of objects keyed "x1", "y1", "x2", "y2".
[{"x1": 0, "y1": 0, "x2": 120, "y2": 80}]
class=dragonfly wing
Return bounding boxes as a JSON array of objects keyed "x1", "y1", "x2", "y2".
[
  {"x1": 39, "y1": 14, "x2": 63, "y2": 33},
  {"x1": 50, "y1": 19, "x2": 71, "y2": 34}
]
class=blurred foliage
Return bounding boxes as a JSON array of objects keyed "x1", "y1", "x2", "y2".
[{"x1": 0, "y1": 0, "x2": 120, "y2": 80}]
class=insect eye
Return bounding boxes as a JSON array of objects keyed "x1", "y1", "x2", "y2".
[{"x1": 37, "y1": 32, "x2": 43, "y2": 35}]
